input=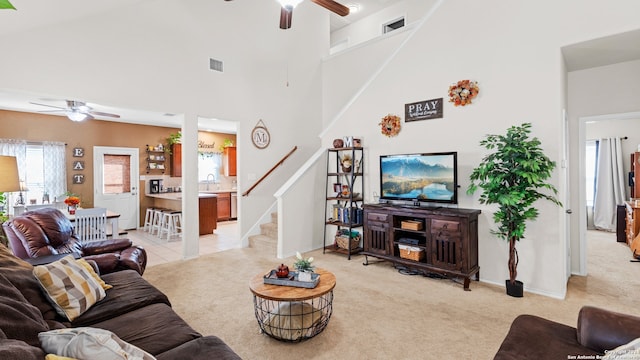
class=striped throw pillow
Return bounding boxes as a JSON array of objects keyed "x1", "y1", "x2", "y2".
[{"x1": 33, "y1": 255, "x2": 106, "y2": 321}]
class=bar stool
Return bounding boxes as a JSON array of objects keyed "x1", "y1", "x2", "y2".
[
  {"x1": 150, "y1": 208, "x2": 168, "y2": 236},
  {"x1": 143, "y1": 207, "x2": 157, "y2": 233},
  {"x1": 158, "y1": 210, "x2": 182, "y2": 241}
]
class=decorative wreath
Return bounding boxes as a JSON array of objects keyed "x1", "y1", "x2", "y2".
[
  {"x1": 378, "y1": 114, "x2": 401, "y2": 137},
  {"x1": 448, "y1": 80, "x2": 479, "y2": 106}
]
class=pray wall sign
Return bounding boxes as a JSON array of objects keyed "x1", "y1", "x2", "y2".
[{"x1": 404, "y1": 98, "x2": 443, "y2": 122}]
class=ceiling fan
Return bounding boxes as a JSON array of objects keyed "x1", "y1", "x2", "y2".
[
  {"x1": 29, "y1": 100, "x2": 121, "y2": 122},
  {"x1": 226, "y1": 0, "x2": 350, "y2": 29}
]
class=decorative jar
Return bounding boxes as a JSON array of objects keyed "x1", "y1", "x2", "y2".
[{"x1": 297, "y1": 271, "x2": 313, "y2": 282}]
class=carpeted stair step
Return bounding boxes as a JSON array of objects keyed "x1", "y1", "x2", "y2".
[
  {"x1": 260, "y1": 222, "x2": 278, "y2": 238},
  {"x1": 248, "y1": 234, "x2": 277, "y2": 254}
]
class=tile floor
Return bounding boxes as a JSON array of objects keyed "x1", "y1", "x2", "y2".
[{"x1": 125, "y1": 220, "x2": 241, "y2": 268}]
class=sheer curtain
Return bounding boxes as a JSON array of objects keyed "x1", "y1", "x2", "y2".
[
  {"x1": 593, "y1": 137, "x2": 626, "y2": 231},
  {"x1": 0, "y1": 138, "x2": 66, "y2": 209},
  {"x1": 0, "y1": 139, "x2": 27, "y2": 208},
  {"x1": 43, "y1": 141, "x2": 67, "y2": 200}
]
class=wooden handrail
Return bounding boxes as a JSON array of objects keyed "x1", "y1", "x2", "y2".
[{"x1": 242, "y1": 146, "x2": 298, "y2": 197}]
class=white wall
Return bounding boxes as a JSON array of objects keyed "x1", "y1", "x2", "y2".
[
  {"x1": 330, "y1": 0, "x2": 435, "y2": 50},
  {"x1": 322, "y1": 0, "x2": 640, "y2": 298},
  {"x1": 0, "y1": 0, "x2": 332, "y2": 243}
]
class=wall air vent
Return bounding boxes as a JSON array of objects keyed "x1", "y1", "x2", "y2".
[
  {"x1": 209, "y1": 58, "x2": 223, "y2": 72},
  {"x1": 382, "y1": 16, "x2": 405, "y2": 34}
]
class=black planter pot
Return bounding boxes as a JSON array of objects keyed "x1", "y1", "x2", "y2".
[{"x1": 505, "y1": 279, "x2": 523, "y2": 297}]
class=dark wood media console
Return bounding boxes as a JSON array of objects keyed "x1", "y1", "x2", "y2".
[{"x1": 362, "y1": 204, "x2": 480, "y2": 290}]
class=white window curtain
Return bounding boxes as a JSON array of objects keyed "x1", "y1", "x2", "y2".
[
  {"x1": 43, "y1": 141, "x2": 67, "y2": 200},
  {"x1": 0, "y1": 138, "x2": 66, "y2": 208},
  {"x1": 593, "y1": 137, "x2": 626, "y2": 231},
  {"x1": 0, "y1": 138, "x2": 27, "y2": 176}
]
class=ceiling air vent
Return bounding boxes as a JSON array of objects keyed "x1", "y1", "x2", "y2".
[
  {"x1": 209, "y1": 58, "x2": 223, "y2": 72},
  {"x1": 382, "y1": 16, "x2": 405, "y2": 34}
]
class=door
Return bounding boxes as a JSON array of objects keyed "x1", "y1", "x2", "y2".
[{"x1": 93, "y1": 146, "x2": 139, "y2": 230}]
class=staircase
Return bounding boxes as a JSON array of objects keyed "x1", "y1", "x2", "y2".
[{"x1": 248, "y1": 212, "x2": 277, "y2": 256}]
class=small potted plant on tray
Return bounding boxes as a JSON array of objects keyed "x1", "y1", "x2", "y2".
[{"x1": 294, "y1": 252, "x2": 315, "y2": 282}]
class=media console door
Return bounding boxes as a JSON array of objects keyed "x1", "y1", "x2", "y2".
[{"x1": 362, "y1": 204, "x2": 480, "y2": 291}]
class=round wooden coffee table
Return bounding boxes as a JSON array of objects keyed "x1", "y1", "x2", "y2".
[{"x1": 249, "y1": 268, "x2": 336, "y2": 342}]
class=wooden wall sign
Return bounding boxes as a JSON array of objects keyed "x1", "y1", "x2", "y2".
[
  {"x1": 73, "y1": 147, "x2": 84, "y2": 157},
  {"x1": 72, "y1": 174, "x2": 85, "y2": 184},
  {"x1": 405, "y1": 98, "x2": 443, "y2": 122},
  {"x1": 73, "y1": 161, "x2": 85, "y2": 171}
]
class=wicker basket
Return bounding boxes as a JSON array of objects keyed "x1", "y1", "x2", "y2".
[
  {"x1": 335, "y1": 235, "x2": 360, "y2": 250},
  {"x1": 399, "y1": 244, "x2": 425, "y2": 261}
]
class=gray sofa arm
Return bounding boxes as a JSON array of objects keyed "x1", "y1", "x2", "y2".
[{"x1": 577, "y1": 306, "x2": 640, "y2": 353}]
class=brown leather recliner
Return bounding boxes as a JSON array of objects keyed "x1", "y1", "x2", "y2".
[{"x1": 2, "y1": 207, "x2": 147, "y2": 275}]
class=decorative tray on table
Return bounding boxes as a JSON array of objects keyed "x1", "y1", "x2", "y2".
[{"x1": 263, "y1": 270, "x2": 320, "y2": 289}]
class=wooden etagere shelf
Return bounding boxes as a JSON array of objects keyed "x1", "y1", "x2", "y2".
[
  {"x1": 323, "y1": 147, "x2": 364, "y2": 260},
  {"x1": 145, "y1": 144, "x2": 166, "y2": 174}
]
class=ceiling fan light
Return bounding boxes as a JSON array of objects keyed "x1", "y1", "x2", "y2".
[
  {"x1": 66, "y1": 111, "x2": 90, "y2": 122},
  {"x1": 277, "y1": 0, "x2": 303, "y2": 8}
]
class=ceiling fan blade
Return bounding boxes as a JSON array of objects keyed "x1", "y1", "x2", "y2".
[
  {"x1": 280, "y1": 5, "x2": 293, "y2": 29},
  {"x1": 311, "y1": 0, "x2": 349, "y2": 16},
  {"x1": 89, "y1": 111, "x2": 120, "y2": 118},
  {"x1": 29, "y1": 102, "x2": 67, "y2": 110}
]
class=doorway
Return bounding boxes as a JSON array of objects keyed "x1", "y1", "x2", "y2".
[
  {"x1": 93, "y1": 146, "x2": 140, "y2": 230},
  {"x1": 577, "y1": 112, "x2": 640, "y2": 275}
]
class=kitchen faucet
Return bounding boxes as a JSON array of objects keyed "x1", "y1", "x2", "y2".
[{"x1": 206, "y1": 173, "x2": 216, "y2": 191}]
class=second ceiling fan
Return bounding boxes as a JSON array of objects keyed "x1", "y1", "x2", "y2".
[{"x1": 226, "y1": 0, "x2": 350, "y2": 29}]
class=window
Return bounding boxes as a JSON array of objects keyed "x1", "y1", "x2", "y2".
[
  {"x1": 198, "y1": 152, "x2": 222, "y2": 183},
  {"x1": 382, "y1": 17, "x2": 405, "y2": 34},
  {"x1": 585, "y1": 140, "x2": 598, "y2": 207},
  {"x1": 24, "y1": 145, "x2": 45, "y2": 203},
  {"x1": 103, "y1": 155, "x2": 131, "y2": 194},
  {"x1": 0, "y1": 139, "x2": 66, "y2": 209}
]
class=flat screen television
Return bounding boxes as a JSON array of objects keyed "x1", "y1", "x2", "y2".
[{"x1": 379, "y1": 151, "x2": 458, "y2": 205}]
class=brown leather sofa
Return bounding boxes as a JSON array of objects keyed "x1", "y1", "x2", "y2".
[
  {"x1": 3, "y1": 207, "x2": 147, "y2": 275},
  {"x1": 494, "y1": 306, "x2": 640, "y2": 359},
  {"x1": 0, "y1": 242, "x2": 241, "y2": 359}
]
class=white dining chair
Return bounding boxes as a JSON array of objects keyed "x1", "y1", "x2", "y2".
[{"x1": 74, "y1": 207, "x2": 108, "y2": 243}]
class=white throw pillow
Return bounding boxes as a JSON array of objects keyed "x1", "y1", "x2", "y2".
[
  {"x1": 39, "y1": 327, "x2": 156, "y2": 360},
  {"x1": 33, "y1": 255, "x2": 106, "y2": 321},
  {"x1": 603, "y1": 337, "x2": 640, "y2": 359}
]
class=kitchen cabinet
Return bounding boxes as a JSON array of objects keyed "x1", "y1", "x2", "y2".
[
  {"x1": 223, "y1": 146, "x2": 236, "y2": 176},
  {"x1": 199, "y1": 195, "x2": 218, "y2": 235},
  {"x1": 147, "y1": 193, "x2": 217, "y2": 235},
  {"x1": 171, "y1": 143, "x2": 182, "y2": 177},
  {"x1": 217, "y1": 192, "x2": 231, "y2": 221}
]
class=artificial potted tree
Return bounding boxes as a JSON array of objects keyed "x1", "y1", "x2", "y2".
[{"x1": 467, "y1": 123, "x2": 562, "y2": 297}]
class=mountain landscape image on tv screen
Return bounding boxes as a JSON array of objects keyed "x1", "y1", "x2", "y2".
[{"x1": 380, "y1": 153, "x2": 456, "y2": 203}]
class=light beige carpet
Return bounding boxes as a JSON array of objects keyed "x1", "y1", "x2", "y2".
[{"x1": 143, "y1": 231, "x2": 639, "y2": 359}]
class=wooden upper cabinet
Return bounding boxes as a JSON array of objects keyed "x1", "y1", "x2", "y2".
[
  {"x1": 224, "y1": 146, "x2": 236, "y2": 176},
  {"x1": 171, "y1": 143, "x2": 182, "y2": 177}
]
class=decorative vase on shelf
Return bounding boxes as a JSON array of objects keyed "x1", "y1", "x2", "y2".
[{"x1": 68, "y1": 205, "x2": 77, "y2": 215}]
